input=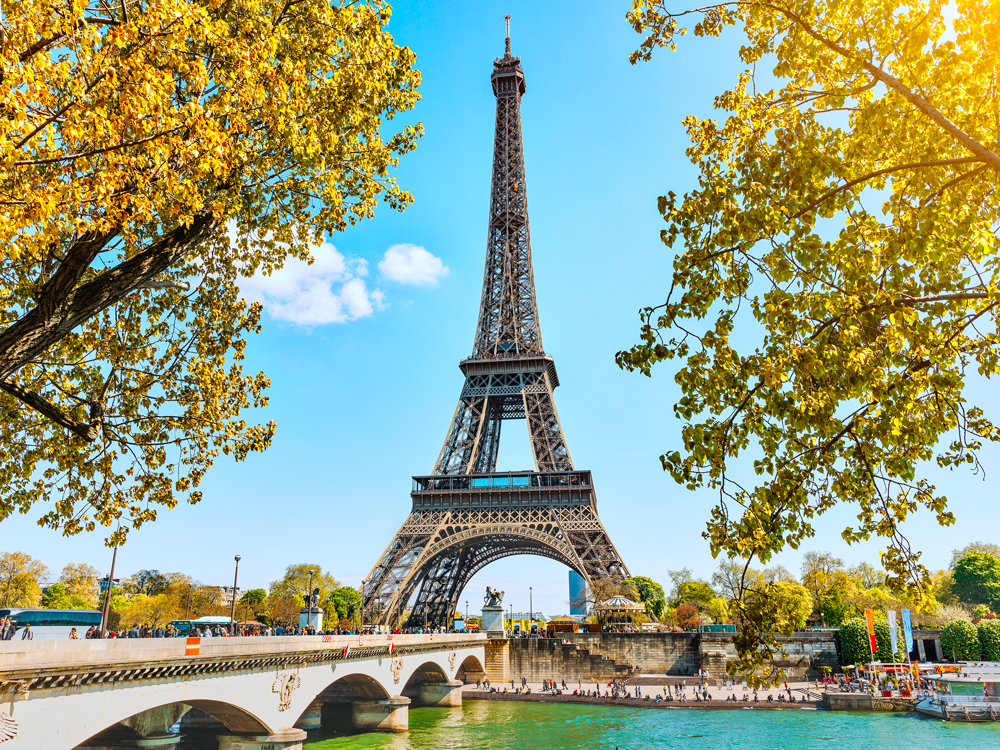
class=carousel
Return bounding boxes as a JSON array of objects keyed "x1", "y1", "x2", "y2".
[{"x1": 595, "y1": 596, "x2": 646, "y2": 631}]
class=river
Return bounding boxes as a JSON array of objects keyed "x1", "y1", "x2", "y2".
[{"x1": 300, "y1": 700, "x2": 1000, "y2": 749}]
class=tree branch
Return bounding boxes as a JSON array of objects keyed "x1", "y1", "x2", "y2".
[
  {"x1": 0, "y1": 207, "x2": 221, "y2": 381},
  {"x1": 791, "y1": 157, "x2": 981, "y2": 219},
  {"x1": 809, "y1": 290, "x2": 992, "y2": 340},
  {"x1": 0, "y1": 379, "x2": 99, "y2": 442},
  {"x1": 768, "y1": 2, "x2": 1000, "y2": 172}
]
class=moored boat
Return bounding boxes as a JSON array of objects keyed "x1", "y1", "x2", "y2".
[{"x1": 914, "y1": 672, "x2": 1000, "y2": 721}]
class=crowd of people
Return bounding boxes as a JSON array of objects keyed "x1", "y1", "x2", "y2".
[
  {"x1": 471, "y1": 668, "x2": 833, "y2": 706},
  {"x1": 72, "y1": 623, "x2": 458, "y2": 639}
]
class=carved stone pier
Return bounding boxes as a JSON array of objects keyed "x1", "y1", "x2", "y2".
[{"x1": 350, "y1": 696, "x2": 411, "y2": 733}]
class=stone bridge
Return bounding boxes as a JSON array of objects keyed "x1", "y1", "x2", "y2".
[{"x1": 0, "y1": 633, "x2": 486, "y2": 750}]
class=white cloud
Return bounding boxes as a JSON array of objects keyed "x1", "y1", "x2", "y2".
[
  {"x1": 239, "y1": 239, "x2": 381, "y2": 326},
  {"x1": 378, "y1": 244, "x2": 449, "y2": 286}
]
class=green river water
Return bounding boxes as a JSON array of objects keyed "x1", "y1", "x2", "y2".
[{"x1": 300, "y1": 701, "x2": 1000, "y2": 750}]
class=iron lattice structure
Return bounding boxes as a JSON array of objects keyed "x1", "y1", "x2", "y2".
[{"x1": 361, "y1": 31, "x2": 629, "y2": 629}]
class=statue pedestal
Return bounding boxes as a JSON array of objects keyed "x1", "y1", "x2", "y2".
[
  {"x1": 481, "y1": 605, "x2": 505, "y2": 637},
  {"x1": 298, "y1": 607, "x2": 323, "y2": 632}
]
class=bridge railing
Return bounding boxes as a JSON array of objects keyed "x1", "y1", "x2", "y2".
[{"x1": 0, "y1": 632, "x2": 486, "y2": 673}]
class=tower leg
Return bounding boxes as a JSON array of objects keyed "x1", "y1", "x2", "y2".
[{"x1": 524, "y1": 389, "x2": 572, "y2": 472}]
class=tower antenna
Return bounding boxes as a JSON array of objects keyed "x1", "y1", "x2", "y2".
[{"x1": 504, "y1": 14, "x2": 511, "y2": 55}]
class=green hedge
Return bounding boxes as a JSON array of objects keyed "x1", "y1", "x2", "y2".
[
  {"x1": 978, "y1": 619, "x2": 1000, "y2": 661},
  {"x1": 941, "y1": 620, "x2": 981, "y2": 661},
  {"x1": 839, "y1": 615, "x2": 904, "y2": 664}
]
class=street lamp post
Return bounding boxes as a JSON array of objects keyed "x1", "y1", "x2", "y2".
[
  {"x1": 99, "y1": 544, "x2": 119, "y2": 636},
  {"x1": 306, "y1": 570, "x2": 316, "y2": 633},
  {"x1": 360, "y1": 579, "x2": 368, "y2": 630},
  {"x1": 230, "y1": 555, "x2": 241, "y2": 636},
  {"x1": 529, "y1": 586, "x2": 533, "y2": 632},
  {"x1": 465, "y1": 600, "x2": 468, "y2": 632}
]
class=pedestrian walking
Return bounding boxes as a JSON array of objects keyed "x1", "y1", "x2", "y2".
[{"x1": 20, "y1": 624, "x2": 32, "y2": 640}]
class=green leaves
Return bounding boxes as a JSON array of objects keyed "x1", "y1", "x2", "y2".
[{"x1": 621, "y1": 0, "x2": 1000, "y2": 676}]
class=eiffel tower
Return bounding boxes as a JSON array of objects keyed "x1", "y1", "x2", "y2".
[{"x1": 361, "y1": 21, "x2": 629, "y2": 628}]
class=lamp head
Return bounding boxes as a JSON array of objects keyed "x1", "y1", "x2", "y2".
[{"x1": 235, "y1": 555, "x2": 241, "y2": 562}]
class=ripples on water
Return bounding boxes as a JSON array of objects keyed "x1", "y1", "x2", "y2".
[{"x1": 299, "y1": 701, "x2": 1000, "y2": 750}]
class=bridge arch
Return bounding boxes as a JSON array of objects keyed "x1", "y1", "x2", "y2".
[
  {"x1": 455, "y1": 654, "x2": 486, "y2": 683},
  {"x1": 73, "y1": 698, "x2": 271, "y2": 749},
  {"x1": 310, "y1": 671, "x2": 393, "y2": 704},
  {"x1": 400, "y1": 659, "x2": 450, "y2": 693}
]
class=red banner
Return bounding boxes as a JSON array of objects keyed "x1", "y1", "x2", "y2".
[{"x1": 864, "y1": 609, "x2": 878, "y2": 655}]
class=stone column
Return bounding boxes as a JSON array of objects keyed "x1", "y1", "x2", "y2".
[
  {"x1": 294, "y1": 699, "x2": 324, "y2": 729},
  {"x1": 485, "y1": 638, "x2": 510, "y2": 683},
  {"x1": 350, "y1": 696, "x2": 410, "y2": 733},
  {"x1": 417, "y1": 680, "x2": 464, "y2": 707},
  {"x1": 698, "y1": 638, "x2": 728, "y2": 680},
  {"x1": 216, "y1": 729, "x2": 308, "y2": 750}
]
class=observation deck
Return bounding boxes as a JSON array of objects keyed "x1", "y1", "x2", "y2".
[{"x1": 410, "y1": 470, "x2": 593, "y2": 511}]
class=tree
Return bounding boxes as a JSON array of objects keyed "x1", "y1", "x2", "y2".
[
  {"x1": 931, "y1": 569, "x2": 957, "y2": 605},
  {"x1": 800, "y1": 552, "x2": 857, "y2": 625},
  {"x1": 951, "y1": 543, "x2": 1000, "y2": 571},
  {"x1": 619, "y1": 0, "x2": 1000, "y2": 673},
  {"x1": 850, "y1": 563, "x2": 888, "y2": 591},
  {"x1": 978, "y1": 620, "x2": 1000, "y2": 661},
  {"x1": 838, "y1": 614, "x2": 905, "y2": 665},
  {"x1": 952, "y1": 552, "x2": 1000, "y2": 608},
  {"x1": 125, "y1": 570, "x2": 170, "y2": 597},
  {"x1": 41, "y1": 583, "x2": 93, "y2": 609},
  {"x1": 622, "y1": 576, "x2": 667, "y2": 619},
  {"x1": 240, "y1": 589, "x2": 267, "y2": 606},
  {"x1": 665, "y1": 569, "x2": 694, "y2": 599},
  {"x1": 0, "y1": 552, "x2": 49, "y2": 607},
  {"x1": 59, "y1": 563, "x2": 102, "y2": 606},
  {"x1": 708, "y1": 596, "x2": 731, "y2": 623},
  {"x1": 941, "y1": 620, "x2": 981, "y2": 661},
  {"x1": 674, "y1": 580, "x2": 715, "y2": 610},
  {"x1": 575, "y1": 576, "x2": 631, "y2": 611},
  {"x1": 711, "y1": 559, "x2": 793, "y2": 600},
  {"x1": 674, "y1": 602, "x2": 701, "y2": 630},
  {"x1": 839, "y1": 618, "x2": 873, "y2": 666},
  {"x1": 329, "y1": 586, "x2": 363, "y2": 622},
  {"x1": 0, "y1": 0, "x2": 421, "y2": 545},
  {"x1": 269, "y1": 564, "x2": 339, "y2": 605}
]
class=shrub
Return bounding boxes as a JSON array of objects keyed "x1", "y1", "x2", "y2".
[
  {"x1": 979, "y1": 619, "x2": 1000, "y2": 661},
  {"x1": 839, "y1": 615, "x2": 905, "y2": 665},
  {"x1": 972, "y1": 604, "x2": 996, "y2": 623},
  {"x1": 675, "y1": 603, "x2": 700, "y2": 630},
  {"x1": 941, "y1": 620, "x2": 981, "y2": 661}
]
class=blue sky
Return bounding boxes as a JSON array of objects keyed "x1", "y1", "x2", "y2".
[{"x1": 9, "y1": 0, "x2": 999, "y2": 619}]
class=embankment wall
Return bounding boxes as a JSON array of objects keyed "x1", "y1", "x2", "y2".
[{"x1": 513, "y1": 632, "x2": 840, "y2": 680}]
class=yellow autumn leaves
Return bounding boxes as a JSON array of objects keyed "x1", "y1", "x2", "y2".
[
  {"x1": 0, "y1": 0, "x2": 421, "y2": 543},
  {"x1": 622, "y1": 0, "x2": 998, "y2": 677}
]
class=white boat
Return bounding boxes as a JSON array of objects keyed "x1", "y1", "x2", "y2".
[{"x1": 914, "y1": 673, "x2": 1000, "y2": 721}]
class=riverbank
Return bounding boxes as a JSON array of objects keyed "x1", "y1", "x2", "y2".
[{"x1": 464, "y1": 688, "x2": 821, "y2": 711}]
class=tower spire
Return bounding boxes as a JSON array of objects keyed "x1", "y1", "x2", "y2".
[
  {"x1": 479, "y1": 18, "x2": 534, "y2": 359},
  {"x1": 505, "y1": 14, "x2": 511, "y2": 56}
]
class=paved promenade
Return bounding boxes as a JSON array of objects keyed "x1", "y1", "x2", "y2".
[{"x1": 464, "y1": 679, "x2": 824, "y2": 711}]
